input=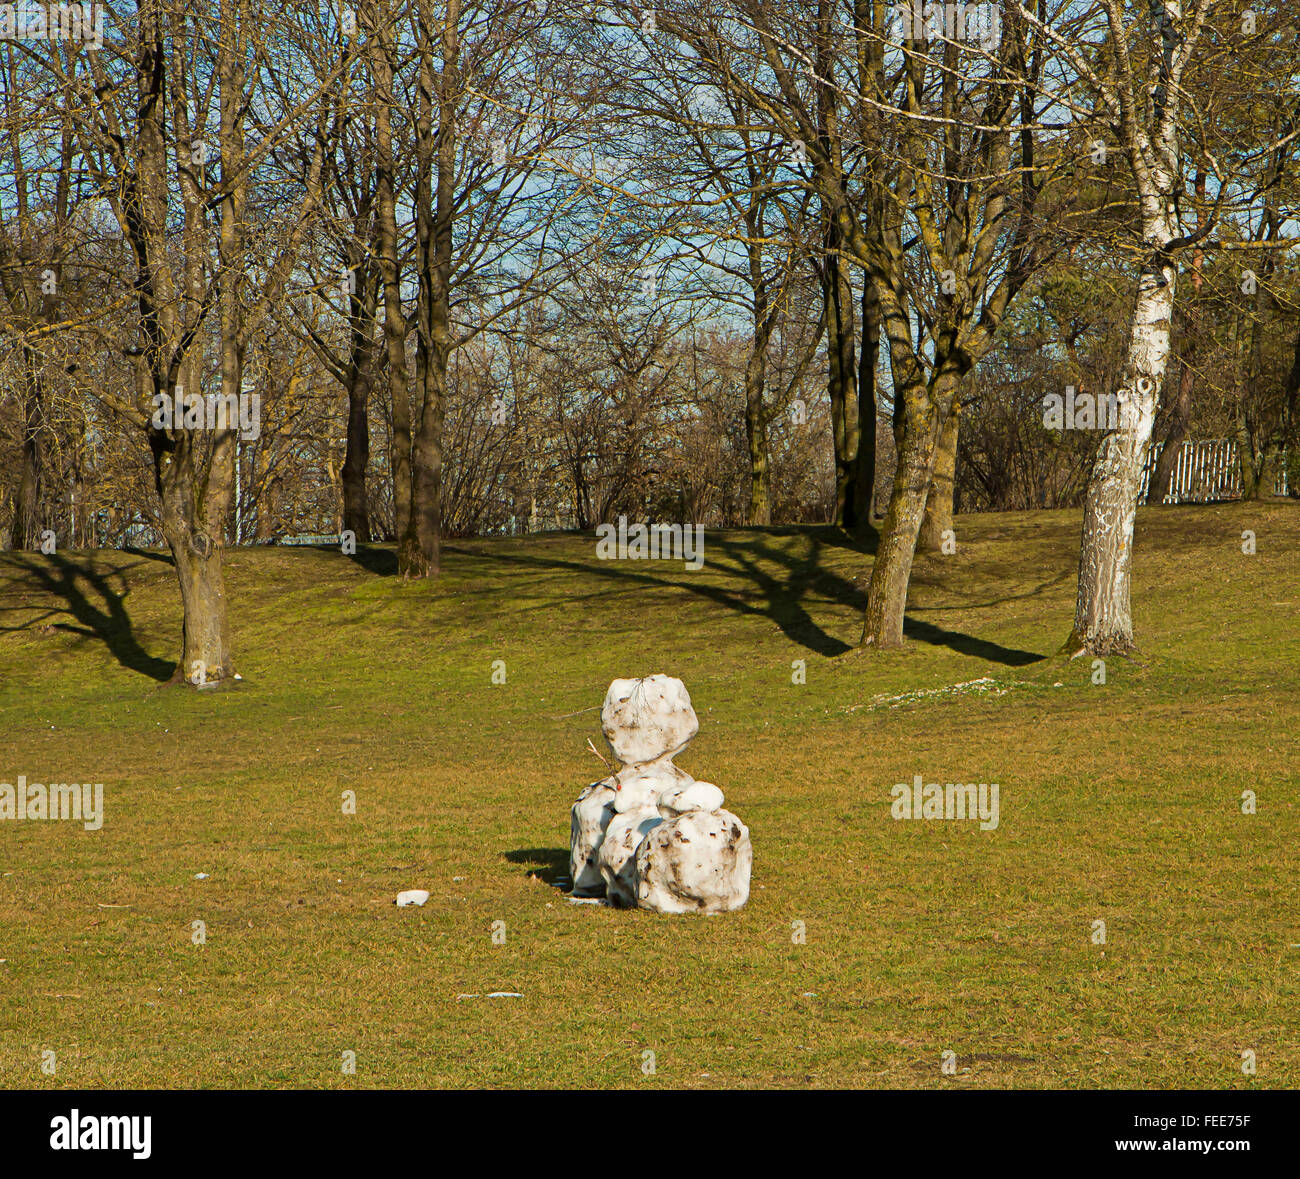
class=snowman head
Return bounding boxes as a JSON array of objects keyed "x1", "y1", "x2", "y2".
[{"x1": 601, "y1": 674, "x2": 699, "y2": 768}]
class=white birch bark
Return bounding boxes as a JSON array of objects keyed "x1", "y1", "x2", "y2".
[{"x1": 1065, "y1": 0, "x2": 1213, "y2": 653}]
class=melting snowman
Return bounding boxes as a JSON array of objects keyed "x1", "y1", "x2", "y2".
[{"x1": 569, "y1": 675, "x2": 752, "y2": 913}]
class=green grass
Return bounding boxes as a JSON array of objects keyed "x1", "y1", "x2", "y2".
[{"x1": 0, "y1": 502, "x2": 1297, "y2": 1088}]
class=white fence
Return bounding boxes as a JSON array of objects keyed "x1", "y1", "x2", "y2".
[{"x1": 1139, "y1": 440, "x2": 1289, "y2": 504}]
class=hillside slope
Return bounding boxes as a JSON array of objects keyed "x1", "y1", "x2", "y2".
[{"x1": 0, "y1": 503, "x2": 1296, "y2": 1088}]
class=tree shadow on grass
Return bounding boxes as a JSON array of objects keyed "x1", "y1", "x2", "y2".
[
  {"x1": 451, "y1": 529, "x2": 863, "y2": 657},
  {"x1": 4, "y1": 553, "x2": 173, "y2": 681},
  {"x1": 121, "y1": 546, "x2": 174, "y2": 567},
  {"x1": 464, "y1": 526, "x2": 1048, "y2": 666},
  {"x1": 504, "y1": 847, "x2": 570, "y2": 886},
  {"x1": 344, "y1": 544, "x2": 399, "y2": 576},
  {"x1": 902, "y1": 616, "x2": 1044, "y2": 666}
]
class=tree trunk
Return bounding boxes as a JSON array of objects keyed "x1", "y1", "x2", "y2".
[
  {"x1": 13, "y1": 355, "x2": 45, "y2": 550},
  {"x1": 1257, "y1": 445, "x2": 1284, "y2": 499},
  {"x1": 341, "y1": 260, "x2": 377, "y2": 542},
  {"x1": 132, "y1": 4, "x2": 238, "y2": 685},
  {"x1": 1236, "y1": 407, "x2": 1261, "y2": 499},
  {"x1": 1066, "y1": 246, "x2": 1176, "y2": 656},
  {"x1": 851, "y1": 272, "x2": 879, "y2": 530},
  {"x1": 368, "y1": 0, "x2": 412, "y2": 543},
  {"x1": 1147, "y1": 356, "x2": 1191, "y2": 504},
  {"x1": 255, "y1": 474, "x2": 281, "y2": 540},
  {"x1": 342, "y1": 362, "x2": 372, "y2": 540},
  {"x1": 1282, "y1": 322, "x2": 1300, "y2": 498},
  {"x1": 815, "y1": 3, "x2": 858, "y2": 529},
  {"x1": 744, "y1": 336, "x2": 771, "y2": 526},
  {"x1": 860, "y1": 380, "x2": 939, "y2": 648},
  {"x1": 918, "y1": 400, "x2": 960, "y2": 551},
  {"x1": 400, "y1": 0, "x2": 457, "y2": 579},
  {"x1": 173, "y1": 0, "x2": 244, "y2": 682},
  {"x1": 174, "y1": 542, "x2": 233, "y2": 684},
  {"x1": 152, "y1": 430, "x2": 234, "y2": 684},
  {"x1": 824, "y1": 233, "x2": 859, "y2": 528},
  {"x1": 744, "y1": 241, "x2": 773, "y2": 527}
]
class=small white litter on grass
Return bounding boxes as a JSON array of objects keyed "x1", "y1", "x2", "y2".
[
  {"x1": 487, "y1": 992, "x2": 523, "y2": 998},
  {"x1": 194, "y1": 873, "x2": 209, "y2": 880},
  {"x1": 396, "y1": 890, "x2": 430, "y2": 907},
  {"x1": 568, "y1": 896, "x2": 607, "y2": 906}
]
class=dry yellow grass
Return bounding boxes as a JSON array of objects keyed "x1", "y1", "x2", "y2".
[{"x1": 0, "y1": 501, "x2": 1296, "y2": 1087}]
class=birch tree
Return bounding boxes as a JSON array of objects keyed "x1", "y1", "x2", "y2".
[{"x1": 1041, "y1": 0, "x2": 1221, "y2": 654}]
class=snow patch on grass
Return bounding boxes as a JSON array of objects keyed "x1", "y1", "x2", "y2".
[{"x1": 844, "y1": 676, "x2": 1059, "y2": 712}]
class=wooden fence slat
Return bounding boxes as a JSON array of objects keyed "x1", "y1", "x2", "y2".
[{"x1": 1137, "y1": 437, "x2": 1277, "y2": 505}]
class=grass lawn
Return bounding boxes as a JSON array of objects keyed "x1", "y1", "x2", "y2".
[{"x1": 0, "y1": 502, "x2": 1296, "y2": 1089}]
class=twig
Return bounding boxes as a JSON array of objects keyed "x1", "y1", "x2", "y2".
[{"x1": 585, "y1": 738, "x2": 612, "y2": 770}]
